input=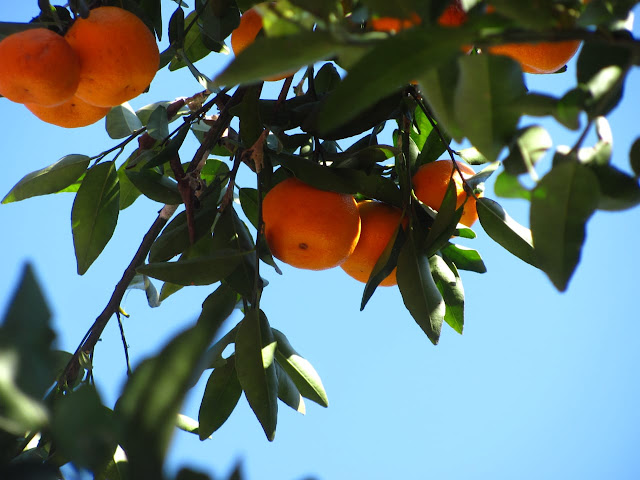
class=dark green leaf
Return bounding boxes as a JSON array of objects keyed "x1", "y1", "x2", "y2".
[
  {"x1": 319, "y1": 27, "x2": 472, "y2": 134},
  {"x1": 214, "y1": 31, "x2": 339, "y2": 86},
  {"x1": 125, "y1": 169, "x2": 183, "y2": 205},
  {"x1": 0, "y1": 263, "x2": 54, "y2": 401},
  {"x1": 2, "y1": 154, "x2": 90, "y2": 204},
  {"x1": 454, "y1": 55, "x2": 527, "y2": 162},
  {"x1": 51, "y1": 385, "x2": 117, "y2": 471},
  {"x1": 423, "y1": 180, "x2": 463, "y2": 256},
  {"x1": 588, "y1": 163, "x2": 640, "y2": 211},
  {"x1": 630, "y1": 137, "x2": 640, "y2": 177},
  {"x1": 117, "y1": 160, "x2": 143, "y2": 210},
  {"x1": 198, "y1": 355, "x2": 242, "y2": 439},
  {"x1": 138, "y1": 249, "x2": 248, "y2": 286},
  {"x1": 477, "y1": 197, "x2": 536, "y2": 267},
  {"x1": 272, "y1": 329, "x2": 328, "y2": 408},
  {"x1": 105, "y1": 104, "x2": 143, "y2": 139},
  {"x1": 396, "y1": 228, "x2": 445, "y2": 345},
  {"x1": 72, "y1": 161, "x2": 120, "y2": 275},
  {"x1": 530, "y1": 162, "x2": 600, "y2": 291},
  {"x1": 145, "y1": 121, "x2": 191, "y2": 169},
  {"x1": 239, "y1": 188, "x2": 259, "y2": 229},
  {"x1": 235, "y1": 310, "x2": 278, "y2": 441},
  {"x1": 147, "y1": 105, "x2": 170, "y2": 141},
  {"x1": 115, "y1": 284, "x2": 234, "y2": 478},
  {"x1": 429, "y1": 254, "x2": 464, "y2": 334},
  {"x1": 275, "y1": 362, "x2": 305, "y2": 414}
]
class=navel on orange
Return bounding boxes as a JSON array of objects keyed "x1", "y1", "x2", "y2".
[
  {"x1": 341, "y1": 201, "x2": 406, "y2": 286},
  {"x1": 0, "y1": 28, "x2": 80, "y2": 106},
  {"x1": 65, "y1": 6, "x2": 160, "y2": 107},
  {"x1": 262, "y1": 178, "x2": 361, "y2": 270}
]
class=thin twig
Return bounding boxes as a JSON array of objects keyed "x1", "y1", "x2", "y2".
[{"x1": 115, "y1": 311, "x2": 132, "y2": 377}]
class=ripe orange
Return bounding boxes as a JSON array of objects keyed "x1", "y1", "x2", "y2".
[
  {"x1": 64, "y1": 6, "x2": 160, "y2": 107},
  {"x1": 485, "y1": 4, "x2": 582, "y2": 74},
  {"x1": 25, "y1": 95, "x2": 111, "y2": 128},
  {"x1": 262, "y1": 177, "x2": 361, "y2": 270},
  {"x1": 412, "y1": 160, "x2": 480, "y2": 227},
  {"x1": 341, "y1": 201, "x2": 406, "y2": 287},
  {"x1": 369, "y1": 1, "x2": 466, "y2": 32},
  {"x1": 487, "y1": 41, "x2": 581, "y2": 74},
  {"x1": 230, "y1": 4, "x2": 291, "y2": 81},
  {"x1": 0, "y1": 28, "x2": 80, "y2": 106}
]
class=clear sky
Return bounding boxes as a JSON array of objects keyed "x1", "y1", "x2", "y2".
[{"x1": 1, "y1": 3, "x2": 640, "y2": 480}]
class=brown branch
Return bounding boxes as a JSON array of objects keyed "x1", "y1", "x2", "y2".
[{"x1": 58, "y1": 204, "x2": 177, "y2": 389}]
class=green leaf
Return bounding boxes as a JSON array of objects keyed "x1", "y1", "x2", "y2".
[
  {"x1": 423, "y1": 180, "x2": 463, "y2": 256},
  {"x1": 71, "y1": 161, "x2": 120, "y2": 275},
  {"x1": 319, "y1": 27, "x2": 472, "y2": 134},
  {"x1": 2, "y1": 154, "x2": 90, "y2": 204},
  {"x1": 587, "y1": 163, "x2": 640, "y2": 211},
  {"x1": 272, "y1": 329, "x2": 328, "y2": 408},
  {"x1": 105, "y1": 103, "x2": 144, "y2": 139},
  {"x1": 117, "y1": 160, "x2": 143, "y2": 210},
  {"x1": 145, "y1": 121, "x2": 191, "y2": 169},
  {"x1": 239, "y1": 188, "x2": 259, "y2": 229},
  {"x1": 493, "y1": 171, "x2": 531, "y2": 200},
  {"x1": 235, "y1": 309, "x2": 278, "y2": 441},
  {"x1": 146, "y1": 105, "x2": 170, "y2": 141},
  {"x1": 429, "y1": 254, "x2": 464, "y2": 334},
  {"x1": 125, "y1": 169, "x2": 183, "y2": 205},
  {"x1": 630, "y1": 137, "x2": 640, "y2": 177},
  {"x1": 396, "y1": 228, "x2": 445, "y2": 345},
  {"x1": 149, "y1": 191, "x2": 219, "y2": 262},
  {"x1": 530, "y1": 162, "x2": 600, "y2": 291},
  {"x1": 115, "y1": 284, "x2": 234, "y2": 478},
  {"x1": 454, "y1": 54, "x2": 527, "y2": 162},
  {"x1": 418, "y1": 59, "x2": 464, "y2": 142},
  {"x1": 176, "y1": 414, "x2": 201, "y2": 437},
  {"x1": 51, "y1": 385, "x2": 117, "y2": 471},
  {"x1": 503, "y1": 126, "x2": 553, "y2": 176},
  {"x1": 138, "y1": 249, "x2": 248, "y2": 286},
  {"x1": 214, "y1": 31, "x2": 339, "y2": 86},
  {"x1": 275, "y1": 362, "x2": 305, "y2": 415},
  {"x1": 198, "y1": 355, "x2": 242, "y2": 439},
  {"x1": 477, "y1": 197, "x2": 536, "y2": 267},
  {"x1": 0, "y1": 263, "x2": 54, "y2": 429},
  {"x1": 440, "y1": 243, "x2": 487, "y2": 274}
]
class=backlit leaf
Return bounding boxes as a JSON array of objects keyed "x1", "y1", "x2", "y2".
[
  {"x1": 530, "y1": 162, "x2": 600, "y2": 291},
  {"x1": 198, "y1": 355, "x2": 242, "y2": 439},
  {"x1": 2, "y1": 154, "x2": 90, "y2": 204}
]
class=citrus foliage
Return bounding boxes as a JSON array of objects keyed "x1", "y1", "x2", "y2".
[{"x1": 2, "y1": 0, "x2": 640, "y2": 479}]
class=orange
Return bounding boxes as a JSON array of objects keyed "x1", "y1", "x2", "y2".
[
  {"x1": 370, "y1": 13, "x2": 421, "y2": 33},
  {"x1": 485, "y1": 4, "x2": 582, "y2": 74},
  {"x1": 25, "y1": 95, "x2": 111, "y2": 128},
  {"x1": 341, "y1": 201, "x2": 407, "y2": 287},
  {"x1": 0, "y1": 28, "x2": 80, "y2": 106},
  {"x1": 65, "y1": 6, "x2": 160, "y2": 107},
  {"x1": 437, "y1": 1, "x2": 467, "y2": 27},
  {"x1": 412, "y1": 160, "x2": 480, "y2": 227},
  {"x1": 487, "y1": 41, "x2": 581, "y2": 74},
  {"x1": 369, "y1": 1, "x2": 466, "y2": 33},
  {"x1": 230, "y1": 4, "x2": 291, "y2": 81},
  {"x1": 262, "y1": 177, "x2": 361, "y2": 270}
]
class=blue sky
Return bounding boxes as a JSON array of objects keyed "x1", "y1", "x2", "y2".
[{"x1": 1, "y1": 2, "x2": 640, "y2": 479}]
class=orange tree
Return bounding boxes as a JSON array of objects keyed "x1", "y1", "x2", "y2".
[{"x1": 1, "y1": 0, "x2": 640, "y2": 479}]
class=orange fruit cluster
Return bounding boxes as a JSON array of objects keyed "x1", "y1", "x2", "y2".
[
  {"x1": 368, "y1": 1, "x2": 582, "y2": 74},
  {"x1": 263, "y1": 163, "x2": 478, "y2": 286},
  {"x1": 0, "y1": 6, "x2": 159, "y2": 128},
  {"x1": 230, "y1": 3, "x2": 291, "y2": 81}
]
